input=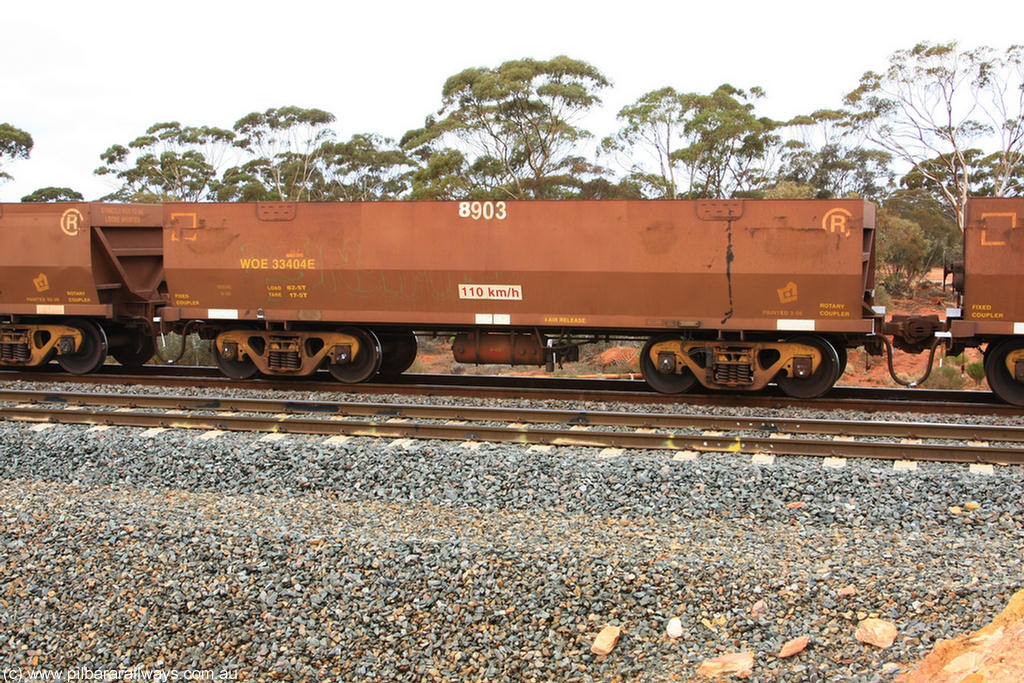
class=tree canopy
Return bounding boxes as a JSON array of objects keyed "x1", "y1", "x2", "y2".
[
  {"x1": 21, "y1": 186, "x2": 84, "y2": 202},
  {"x1": 1, "y1": 122, "x2": 33, "y2": 183},
  {"x1": 1, "y1": 44, "x2": 1014, "y2": 224},
  {"x1": 401, "y1": 56, "x2": 612, "y2": 199},
  {"x1": 95, "y1": 122, "x2": 235, "y2": 201},
  {"x1": 844, "y1": 41, "x2": 1024, "y2": 229}
]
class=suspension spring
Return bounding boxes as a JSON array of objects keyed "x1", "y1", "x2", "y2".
[{"x1": 268, "y1": 350, "x2": 301, "y2": 370}]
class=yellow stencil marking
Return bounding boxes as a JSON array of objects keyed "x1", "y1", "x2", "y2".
[
  {"x1": 777, "y1": 281, "x2": 798, "y2": 304},
  {"x1": 60, "y1": 208, "x2": 84, "y2": 236},
  {"x1": 170, "y1": 212, "x2": 198, "y2": 228},
  {"x1": 821, "y1": 208, "x2": 852, "y2": 237},
  {"x1": 979, "y1": 212, "x2": 1016, "y2": 246}
]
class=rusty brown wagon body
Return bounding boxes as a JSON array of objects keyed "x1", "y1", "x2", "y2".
[
  {"x1": 157, "y1": 199, "x2": 880, "y2": 396},
  {"x1": 949, "y1": 198, "x2": 1024, "y2": 404},
  {"x1": 0, "y1": 203, "x2": 163, "y2": 372}
]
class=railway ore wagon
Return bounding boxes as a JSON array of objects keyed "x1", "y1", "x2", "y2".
[
  {"x1": 0, "y1": 202, "x2": 164, "y2": 373},
  {"x1": 950, "y1": 197, "x2": 1024, "y2": 405},
  {"x1": 160, "y1": 199, "x2": 880, "y2": 397}
]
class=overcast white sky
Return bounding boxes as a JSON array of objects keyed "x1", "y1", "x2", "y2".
[{"x1": 2, "y1": 0, "x2": 1020, "y2": 202}]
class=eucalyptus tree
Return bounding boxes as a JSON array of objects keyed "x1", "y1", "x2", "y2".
[
  {"x1": 402, "y1": 56, "x2": 611, "y2": 199},
  {"x1": 844, "y1": 41, "x2": 1024, "y2": 229},
  {"x1": 678, "y1": 84, "x2": 781, "y2": 198},
  {"x1": 322, "y1": 133, "x2": 414, "y2": 201},
  {"x1": 94, "y1": 121, "x2": 235, "y2": 201},
  {"x1": 0, "y1": 122, "x2": 33, "y2": 183},
  {"x1": 20, "y1": 187, "x2": 84, "y2": 202},
  {"x1": 226, "y1": 106, "x2": 336, "y2": 201},
  {"x1": 601, "y1": 86, "x2": 689, "y2": 198},
  {"x1": 603, "y1": 84, "x2": 780, "y2": 199},
  {"x1": 775, "y1": 111, "x2": 893, "y2": 200}
]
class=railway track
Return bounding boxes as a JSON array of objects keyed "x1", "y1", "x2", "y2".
[
  {"x1": 2, "y1": 365, "x2": 1021, "y2": 416},
  {"x1": 2, "y1": 388, "x2": 1022, "y2": 465}
]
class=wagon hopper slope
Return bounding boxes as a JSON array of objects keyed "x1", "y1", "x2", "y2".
[{"x1": 0, "y1": 203, "x2": 164, "y2": 373}]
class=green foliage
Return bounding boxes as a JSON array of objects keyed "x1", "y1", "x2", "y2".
[
  {"x1": 405, "y1": 147, "x2": 477, "y2": 200},
  {"x1": 402, "y1": 56, "x2": 611, "y2": 200},
  {"x1": 222, "y1": 107, "x2": 336, "y2": 201},
  {"x1": 672, "y1": 84, "x2": 780, "y2": 198},
  {"x1": 902, "y1": 146, "x2": 1024, "y2": 204},
  {"x1": 601, "y1": 86, "x2": 690, "y2": 198},
  {"x1": 966, "y1": 361, "x2": 986, "y2": 382},
  {"x1": 321, "y1": 133, "x2": 414, "y2": 201},
  {"x1": 0, "y1": 122, "x2": 33, "y2": 182},
  {"x1": 606, "y1": 84, "x2": 781, "y2": 199},
  {"x1": 883, "y1": 189, "x2": 961, "y2": 266},
  {"x1": 94, "y1": 122, "x2": 235, "y2": 201},
  {"x1": 763, "y1": 180, "x2": 816, "y2": 199},
  {"x1": 873, "y1": 283, "x2": 892, "y2": 308},
  {"x1": 224, "y1": 104, "x2": 335, "y2": 200},
  {"x1": 876, "y1": 211, "x2": 930, "y2": 297},
  {"x1": 922, "y1": 363, "x2": 966, "y2": 390},
  {"x1": 20, "y1": 186, "x2": 84, "y2": 202},
  {"x1": 844, "y1": 42, "x2": 1024, "y2": 228},
  {"x1": 773, "y1": 109, "x2": 894, "y2": 200},
  {"x1": 23, "y1": 47, "x2": 1022, "y2": 207},
  {"x1": 153, "y1": 333, "x2": 214, "y2": 366},
  {"x1": 571, "y1": 177, "x2": 644, "y2": 200},
  {"x1": 779, "y1": 143, "x2": 893, "y2": 199}
]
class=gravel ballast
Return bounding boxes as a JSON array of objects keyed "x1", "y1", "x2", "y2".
[{"x1": 1, "y1": 381, "x2": 1021, "y2": 682}]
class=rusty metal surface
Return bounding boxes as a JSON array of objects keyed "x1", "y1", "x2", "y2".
[
  {"x1": 961, "y1": 198, "x2": 1024, "y2": 336},
  {"x1": 0, "y1": 324, "x2": 82, "y2": 367},
  {"x1": 0, "y1": 202, "x2": 162, "y2": 319},
  {"x1": 216, "y1": 329, "x2": 362, "y2": 376},
  {"x1": 161, "y1": 199, "x2": 877, "y2": 335}
]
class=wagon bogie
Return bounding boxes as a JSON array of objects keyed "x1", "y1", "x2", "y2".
[
  {"x1": 639, "y1": 334, "x2": 842, "y2": 397},
  {"x1": 212, "y1": 326, "x2": 382, "y2": 381},
  {"x1": 0, "y1": 322, "x2": 83, "y2": 367}
]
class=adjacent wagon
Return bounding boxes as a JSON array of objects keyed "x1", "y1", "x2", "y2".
[{"x1": 0, "y1": 202, "x2": 162, "y2": 372}]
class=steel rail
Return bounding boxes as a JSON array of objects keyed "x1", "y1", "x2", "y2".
[
  {"x1": 2, "y1": 389, "x2": 1023, "y2": 444},
  {"x1": 2, "y1": 402, "x2": 1022, "y2": 466},
  {"x1": 2, "y1": 367, "x2": 1020, "y2": 415}
]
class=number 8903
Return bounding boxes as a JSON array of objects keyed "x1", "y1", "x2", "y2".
[{"x1": 458, "y1": 201, "x2": 507, "y2": 220}]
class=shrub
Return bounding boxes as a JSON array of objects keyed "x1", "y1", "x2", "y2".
[
  {"x1": 966, "y1": 361, "x2": 986, "y2": 382},
  {"x1": 922, "y1": 364, "x2": 965, "y2": 390},
  {"x1": 876, "y1": 213, "x2": 929, "y2": 297},
  {"x1": 154, "y1": 333, "x2": 215, "y2": 366}
]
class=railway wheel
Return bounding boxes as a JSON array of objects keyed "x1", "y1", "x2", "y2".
[
  {"x1": 775, "y1": 335, "x2": 840, "y2": 399},
  {"x1": 984, "y1": 338, "x2": 1024, "y2": 406},
  {"x1": 58, "y1": 318, "x2": 108, "y2": 375},
  {"x1": 377, "y1": 331, "x2": 418, "y2": 379},
  {"x1": 111, "y1": 329, "x2": 156, "y2": 368},
  {"x1": 640, "y1": 335, "x2": 698, "y2": 394},
  {"x1": 329, "y1": 328, "x2": 382, "y2": 383},
  {"x1": 215, "y1": 337, "x2": 260, "y2": 379},
  {"x1": 835, "y1": 345, "x2": 848, "y2": 378}
]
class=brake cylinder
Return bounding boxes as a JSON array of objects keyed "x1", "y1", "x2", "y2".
[{"x1": 451, "y1": 331, "x2": 546, "y2": 365}]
